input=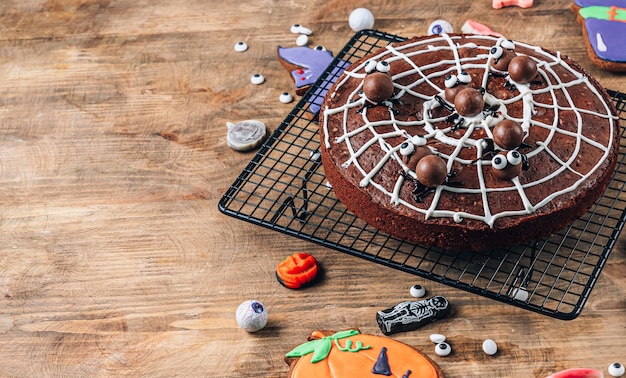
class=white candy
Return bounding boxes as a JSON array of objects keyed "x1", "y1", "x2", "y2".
[
  {"x1": 482, "y1": 339, "x2": 498, "y2": 355},
  {"x1": 609, "y1": 363, "x2": 625, "y2": 377},
  {"x1": 410, "y1": 284, "x2": 426, "y2": 298},
  {"x1": 427, "y1": 19, "x2": 454, "y2": 35},
  {"x1": 296, "y1": 34, "x2": 308, "y2": 47},
  {"x1": 234, "y1": 41, "x2": 248, "y2": 52},
  {"x1": 349, "y1": 8, "x2": 375, "y2": 32},
  {"x1": 435, "y1": 342, "x2": 451, "y2": 356},
  {"x1": 290, "y1": 24, "x2": 312, "y2": 35},
  {"x1": 430, "y1": 333, "x2": 446, "y2": 344},
  {"x1": 250, "y1": 74, "x2": 265, "y2": 85},
  {"x1": 279, "y1": 92, "x2": 294, "y2": 104},
  {"x1": 236, "y1": 300, "x2": 268, "y2": 332}
]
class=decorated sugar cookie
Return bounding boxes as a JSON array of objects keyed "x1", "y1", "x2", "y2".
[
  {"x1": 571, "y1": 0, "x2": 626, "y2": 72},
  {"x1": 285, "y1": 329, "x2": 444, "y2": 377}
]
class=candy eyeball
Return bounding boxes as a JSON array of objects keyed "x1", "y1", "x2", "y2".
[
  {"x1": 501, "y1": 39, "x2": 516, "y2": 51},
  {"x1": 427, "y1": 19, "x2": 453, "y2": 35},
  {"x1": 609, "y1": 363, "x2": 625, "y2": 377},
  {"x1": 376, "y1": 60, "x2": 390, "y2": 73},
  {"x1": 250, "y1": 74, "x2": 265, "y2": 85},
  {"x1": 490, "y1": 45, "x2": 504, "y2": 60},
  {"x1": 507, "y1": 150, "x2": 523, "y2": 166},
  {"x1": 279, "y1": 92, "x2": 294, "y2": 104},
  {"x1": 364, "y1": 59, "x2": 378, "y2": 73},
  {"x1": 236, "y1": 300, "x2": 268, "y2": 332},
  {"x1": 400, "y1": 141, "x2": 415, "y2": 156},
  {"x1": 444, "y1": 74, "x2": 458, "y2": 88},
  {"x1": 234, "y1": 41, "x2": 248, "y2": 52},
  {"x1": 492, "y1": 154, "x2": 508, "y2": 170},
  {"x1": 429, "y1": 334, "x2": 446, "y2": 344},
  {"x1": 409, "y1": 284, "x2": 426, "y2": 297},
  {"x1": 435, "y1": 342, "x2": 452, "y2": 356},
  {"x1": 290, "y1": 24, "x2": 312, "y2": 35},
  {"x1": 296, "y1": 34, "x2": 308, "y2": 46},
  {"x1": 313, "y1": 45, "x2": 326, "y2": 51},
  {"x1": 458, "y1": 71, "x2": 472, "y2": 84},
  {"x1": 349, "y1": 7, "x2": 375, "y2": 32}
]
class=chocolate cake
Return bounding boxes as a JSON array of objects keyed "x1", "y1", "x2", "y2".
[{"x1": 320, "y1": 34, "x2": 619, "y2": 251}]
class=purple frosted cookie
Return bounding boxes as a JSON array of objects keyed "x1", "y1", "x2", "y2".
[
  {"x1": 571, "y1": 1, "x2": 626, "y2": 72},
  {"x1": 278, "y1": 46, "x2": 350, "y2": 115}
]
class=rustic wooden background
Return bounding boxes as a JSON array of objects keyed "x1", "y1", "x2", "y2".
[{"x1": 0, "y1": 0, "x2": 624, "y2": 377}]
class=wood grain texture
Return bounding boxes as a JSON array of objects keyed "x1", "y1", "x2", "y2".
[{"x1": 0, "y1": 0, "x2": 624, "y2": 377}]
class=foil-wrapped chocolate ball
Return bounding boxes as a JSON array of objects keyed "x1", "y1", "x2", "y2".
[
  {"x1": 493, "y1": 119, "x2": 524, "y2": 150},
  {"x1": 363, "y1": 72, "x2": 394, "y2": 103},
  {"x1": 454, "y1": 87, "x2": 484, "y2": 117},
  {"x1": 508, "y1": 55, "x2": 538, "y2": 84},
  {"x1": 415, "y1": 155, "x2": 448, "y2": 187}
]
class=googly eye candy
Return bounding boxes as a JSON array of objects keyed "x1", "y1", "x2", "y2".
[
  {"x1": 490, "y1": 46, "x2": 504, "y2": 59},
  {"x1": 501, "y1": 39, "x2": 515, "y2": 51},
  {"x1": 492, "y1": 154, "x2": 508, "y2": 170},
  {"x1": 313, "y1": 45, "x2": 326, "y2": 51},
  {"x1": 399, "y1": 141, "x2": 415, "y2": 156},
  {"x1": 364, "y1": 59, "x2": 378, "y2": 73},
  {"x1": 507, "y1": 150, "x2": 523, "y2": 166},
  {"x1": 376, "y1": 61, "x2": 390, "y2": 73},
  {"x1": 458, "y1": 71, "x2": 471, "y2": 84},
  {"x1": 444, "y1": 74, "x2": 458, "y2": 88}
]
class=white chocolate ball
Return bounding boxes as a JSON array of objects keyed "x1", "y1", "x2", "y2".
[
  {"x1": 349, "y1": 8, "x2": 375, "y2": 32},
  {"x1": 236, "y1": 300, "x2": 268, "y2": 332}
]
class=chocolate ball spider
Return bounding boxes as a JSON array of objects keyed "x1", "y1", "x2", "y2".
[
  {"x1": 491, "y1": 150, "x2": 529, "y2": 180},
  {"x1": 489, "y1": 39, "x2": 517, "y2": 72},
  {"x1": 357, "y1": 59, "x2": 401, "y2": 113},
  {"x1": 400, "y1": 154, "x2": 463, "y2": 202},
  {"x1": 443, "y1": 71, "x2": 472, "y2": 103}
]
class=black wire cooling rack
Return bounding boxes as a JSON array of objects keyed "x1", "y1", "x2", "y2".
[{"x1": 218, "y1": 30, "x2": 626, "y2": 320}]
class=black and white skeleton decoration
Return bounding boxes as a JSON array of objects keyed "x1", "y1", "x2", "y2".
[{"x1": 376, "y1": 296, "x2": 451, "y2": 335}]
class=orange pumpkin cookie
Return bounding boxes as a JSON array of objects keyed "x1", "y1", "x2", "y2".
[
  {"x1": 285, "y1": 329, "x2": 444, "y2": 377},
  {"x1": 276, "y1": 252, "x2": 319, "y2": 289}
]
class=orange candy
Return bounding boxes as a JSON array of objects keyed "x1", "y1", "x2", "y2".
[{"x1": 276, "y1": 252, "x2": 318, "y2": 289}]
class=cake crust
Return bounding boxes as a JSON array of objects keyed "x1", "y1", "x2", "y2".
[{"x1": 320, "y1": 34, "x2": 619, "y2": 251}]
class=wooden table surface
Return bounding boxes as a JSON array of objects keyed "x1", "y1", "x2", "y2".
[{"x1": 0, "y1": 1, "x2": 625, "y2": 377}]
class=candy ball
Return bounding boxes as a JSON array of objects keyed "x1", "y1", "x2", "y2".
[
  {"x1": 415, "y1": 155, "x2": 448, "y2": 187},
  {"x1": 435, "y1": 342, "x2": 452, "y2": 356},
  {"x1": 236, "y1": 300, "x2": 268, "y2": 332},
  {"x1": 609, "y1": 363, "x2": 625, "y2": 377},
  {"x1": 508, "y1": 55, "x2": 538, "y2": 84},
  {"x1": 349, "y1": 8, "x2": 375, "y2": 32},
  {"x1": 403, "y1": 146, "x2": 433, "y2": 172},
  {"x1": 363, "y1": 72, "x2": 394, "y2": 103},
  {"x1": 428, "y1": 19, "x2": 453, "y2": 35},
  {"x1": 410, "y1": 284, "x2": 426, "y2": 298},
  {"x1": 493, "y1": 119, "x2": 524, "y2": 150},
  {"x1": 482, "y1": 339, "x2": 498, "y2": 355},
  {"x1": 454, "y1": 87, "x2": 484, "y2": 117}
]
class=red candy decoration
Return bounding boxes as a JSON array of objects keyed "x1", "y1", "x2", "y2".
[{"x1": 276, "y1": 252, "x2": 319, "y2": 289}]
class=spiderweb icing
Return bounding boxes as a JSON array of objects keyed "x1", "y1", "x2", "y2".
[{"x1": 322, "y1": 34, "x2": 617, "y2": 227}]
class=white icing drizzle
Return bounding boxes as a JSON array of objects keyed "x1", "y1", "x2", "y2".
[{"x1": 322, "y1": 34, "x2": 618, "y2": 227}]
